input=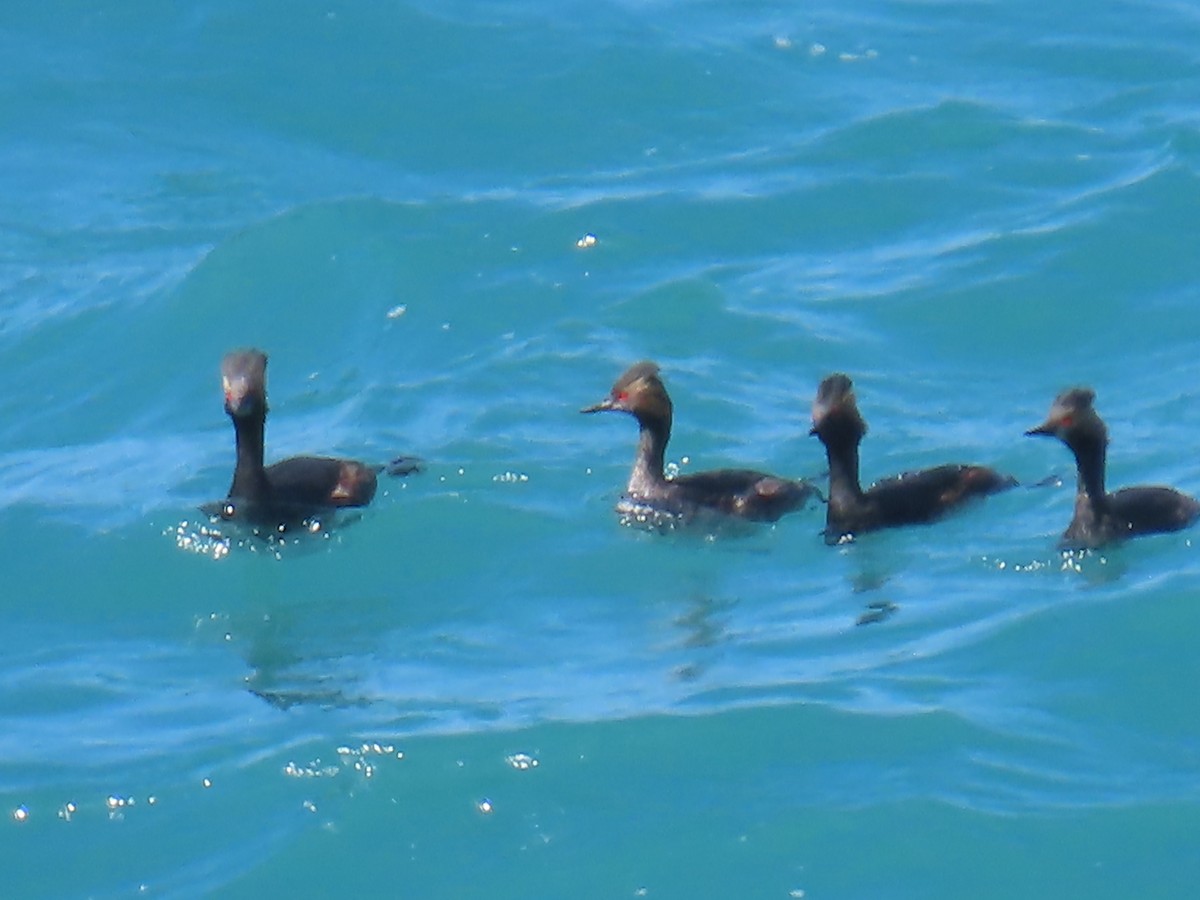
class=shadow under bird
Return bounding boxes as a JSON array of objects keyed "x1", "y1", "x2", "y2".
[
  {"x1": 204, "y1": 348, "x2": 412, "y2": 531},
  {"x1": 582, "y1": 361, "x2": 816, "y2": 523},
  {"x1": 810, "y1": 373, "x2": 1015, "y2": 544},
  {"x1": 1026, "y1": 386, "x2": 1200, "y2": 548}
]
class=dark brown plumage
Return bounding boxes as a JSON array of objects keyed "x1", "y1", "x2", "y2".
[
  {"x1": 1026, "y1": 387, "x2": 1199, "y2": 548},
  {"x1": 811, "y1": 373, "x2": 1014, "y2": 543},
  {"x1": 583, "y1": 361, "x2": 815, "y2": 524},
  {"x1": 212, "y1": 349, "x2": 377, "y2": 530}
]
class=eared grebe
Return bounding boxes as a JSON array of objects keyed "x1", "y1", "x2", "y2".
[
  {"x1": 811, "y1": 373, "x2": 1015, "y2": 543},
  {"x1": 582, "y1": 361, "x2": 815, "y2": 523},
  {"x1": 1026, "y1": 387, "x2": 1199, "y2": 548},
  {"x1": 211, "y1": 349, "x2": 378, "y2": 530}
]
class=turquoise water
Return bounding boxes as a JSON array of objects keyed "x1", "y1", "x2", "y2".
[{"x1": 3, "y1": 1, "x2": 1200, "y2": 896}]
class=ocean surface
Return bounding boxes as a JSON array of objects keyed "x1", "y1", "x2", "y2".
[{"x1": 2, "y1": 1, "x2": 1199, "y2": 897}]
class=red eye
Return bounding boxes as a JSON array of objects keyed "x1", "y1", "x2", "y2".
[
  {"x1": 1060, "y1": 415, "x2": 1073, "y2": 428},
  {"x1": 616, "y1": 390, "x2": 629, "y2": 402}
]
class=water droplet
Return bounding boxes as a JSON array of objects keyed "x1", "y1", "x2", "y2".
[{"x1": 506, "y1": 753, "x2": 540, "y2": 771}]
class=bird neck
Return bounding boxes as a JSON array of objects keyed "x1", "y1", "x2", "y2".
[
  {"x1": 1070, "y1": 431, "x2": 1108, "y2": 511},
  {"x1": 229, "y1": 412, "x2": 272, "y2": 501},
  {"x1": 628, "y1": 414, "x2": 670, "y2": 496},
  {"x1": 822, "y1": 431, "x2": 866, "y2": 506}
]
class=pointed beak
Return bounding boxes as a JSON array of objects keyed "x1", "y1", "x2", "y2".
[
  {"x1": 580, "y1": 398, "x2": 615, "y2": 414},
  {"x1": 1025, "y1": 421, "x2": 1055, "y2": 437}
]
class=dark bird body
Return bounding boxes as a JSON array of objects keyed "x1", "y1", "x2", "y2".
[
  {"x1": 211, "y1": 349, "x2": 377, "y2": 530},
  {"x1": 1026, "y1": 387, "x2": 1199, "y2": 548},
  {"x1": 811, "y1": 373, "x2": 1014, "y2": 543},
  {"x1": 583, "y1": 361, "x2": 815, "y2": 524}
]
